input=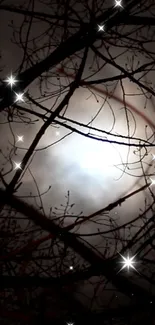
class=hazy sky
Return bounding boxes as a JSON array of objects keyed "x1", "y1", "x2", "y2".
[
  {"x1": 1, "y1": 1, "x2": 155, "y2": 222},
  {"x1": 0, "y1": 0, "x2": 155, "y2": 311}
]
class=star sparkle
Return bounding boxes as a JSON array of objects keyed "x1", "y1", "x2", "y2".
[
  {"x1": 150, "y1": 178, "x2": 155, "y2": 186},
  {"x1": 14, "y1": 162, "x2": 22, "y2": 170},
  {"x1": 118, "y1": 253, "x2": 137, "y2": 273},
  {"x1": 5, "y1": 74, "x2": 18, "y2": 87},
  {"x1": 15, "y1": 92, "x2": 24, "y2": 103},
  {"x1": 69, "y1": 265, "x2": 73, "y2": 270},
  {"x1": 98, "y1": 25, "x2": 105, "y2": 32},
  {"x1": 17, "y1": 135, "x2": 24, "y2": 142},
  {"x1": 114, "y1": 0, "x2": 123, "y2": 8}
]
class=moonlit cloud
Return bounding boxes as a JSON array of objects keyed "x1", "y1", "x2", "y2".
[
  {"x1": 1, "y1": 1, "x2": 155, "y2": 320},
  {"x1": 75, "y1": 137, "x2": 121, "y2": 172}
]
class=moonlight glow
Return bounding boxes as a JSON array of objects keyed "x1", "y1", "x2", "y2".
[
  {"x1": 1, "y1": 0, "x2": 155, "y2": 321},
  {"x1": 74, "y1": 137, "x2": 123, "y2": 173}
]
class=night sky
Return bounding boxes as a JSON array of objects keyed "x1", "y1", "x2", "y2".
[{"x1": 0, "y1": 0, "x2": 155, "y2": 324}]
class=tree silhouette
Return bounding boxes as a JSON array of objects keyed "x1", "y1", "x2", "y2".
[{"x1": 0, "y1": 0, "x2": 155, "y2": 324}]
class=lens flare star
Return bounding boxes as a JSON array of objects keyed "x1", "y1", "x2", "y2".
[
  {"x1": 4, "y1": 74, "x2": 18, "y2": 87},
  {"x1": 17, "y1": 135, "x2": 24, "y2": 142},
  {"x1": 150, "y1": 178, "x2": 155, "y2": 186},
  {"x1": 14, "y1": 162, "x2": 22, "y2": 170},
  {"x1": 15, "y1": 92, "x2": 24, "y2": 103},
  {"x1": 98, "y1": 25, "x2": 105, "y2": 32},
  {"x1": 69, "y1": 265, "x2": 73, "y2": 270},
  {"x1": 118, "y1": 253, "x2": 137, "y2": 273},
  {"x1": 114, "y1": 0, "x2": 123, "y2": 8}
]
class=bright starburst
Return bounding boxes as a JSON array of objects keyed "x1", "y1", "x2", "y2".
[
  {"x1": 150, "y1": 178, "x2": 155, "y2": 186},
  {"x1": 5, "y1": 74, "x2": 18, "y2": 87},
  {"x1": 98, "y1": 25, "x2": 105, "y2": 32},
  {"x1": 17, "y1": 135, "x2": 24, "y2": 142},
  {"x1": 15, "y1": 92, "x2": 24, "y2": 103},
  {"x1": 114, "y1": 0, "x2": 123, "y2": 8},
  {"x1": 69, "y1": 265, "x2": 73, "y2": 270},
  {"x1": 118, "y1": 253, "x2": 137, "y2": 273},
  {"x1": 14, "y1": 162, "x2": 22, "y2": 170}
]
